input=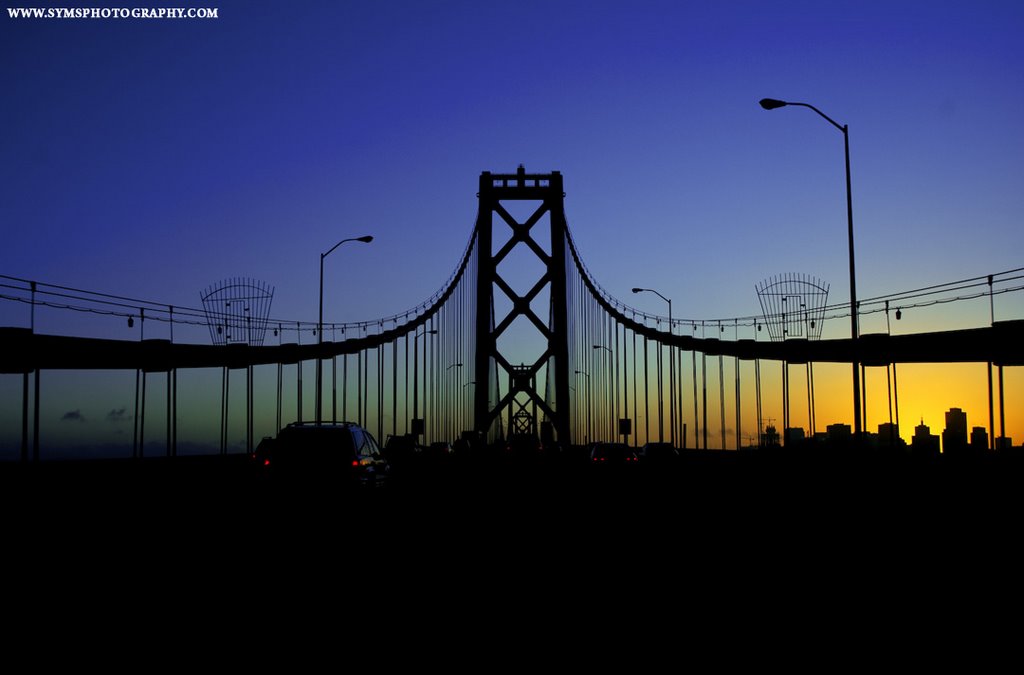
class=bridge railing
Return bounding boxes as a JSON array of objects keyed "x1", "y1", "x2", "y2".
[{"x1": 0, "y1": 225, "x2": 479, "y2": 349}]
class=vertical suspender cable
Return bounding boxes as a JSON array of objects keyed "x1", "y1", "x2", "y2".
[
  {"x1": 735, "y1": 320, "x2": 742, "y2": 451},
  {"x1": 691, "y1": 327, "x2": 699, "y2": 451},
  {"x1": 297, "y1": 323, "x2": 303, "y2": 422},
  {"x1": 702, "y1": 321, "x2": 708, "y2": 451},
  {"x1": 342, "y1": 351, "x2": 348, "y2": 423},
  {"x1": 393, "y1": 332, "x2": 398, "y2": 440},
  {"x1": 719, "y1": 321, "x2": 725, "y2": 450},
  {"x1": 656, "y1": 324, "x2": 664, "y2": 442}
]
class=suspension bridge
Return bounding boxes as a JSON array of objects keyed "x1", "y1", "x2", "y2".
[{"x1": 2, "y1": 166, "x2": 1023, "y2": 463}]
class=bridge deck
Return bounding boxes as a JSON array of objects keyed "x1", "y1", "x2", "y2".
[{"x1": 2, "y1": 320, "x2": 1022, "y2": 373}]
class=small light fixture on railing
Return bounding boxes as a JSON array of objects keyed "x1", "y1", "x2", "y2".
[{"x1": 895, "y1": 308, "x2": 902, "y2": 320}]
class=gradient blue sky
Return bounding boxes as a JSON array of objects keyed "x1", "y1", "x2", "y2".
[{"x1": 2, "y1": 1, "x2": 1023, "y2": 453}]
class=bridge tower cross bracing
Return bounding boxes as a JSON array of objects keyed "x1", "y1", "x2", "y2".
[{"x1": 473, "y1": 166, "x2": 571, "y2": 445}]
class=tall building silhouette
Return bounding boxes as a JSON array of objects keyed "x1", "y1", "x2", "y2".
[
  {"x1": 912, "y1": 419, "x2": 940, "y2": 458},
  {"x1": 970, "y1": 426, "x2": 988, "y2": 452},
  {"x1": 785, "y1": 427, "x2": 805, "y2": 445},
  {"x1": 878, "y1": 422, "x2": 901, "y2": 447},
  {"x1": 827, "y1": 423, "x2": 851, "y2": 441},
  {"x1": 942, "y1": 407, "x2": 968, "y2": 455}
]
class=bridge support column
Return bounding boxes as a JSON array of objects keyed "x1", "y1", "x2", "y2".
[{"x1": 473, "y1": 167, "x2": 571, "y2": 446}]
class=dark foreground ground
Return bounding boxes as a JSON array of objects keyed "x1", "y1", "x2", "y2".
[{"x1": 3, "y1": 449, "x2": 1022, "y2": 657}]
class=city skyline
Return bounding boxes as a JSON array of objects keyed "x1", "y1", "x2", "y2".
[{"x1": 2, "y1": 1, "x2": 1022, "y2": 457}]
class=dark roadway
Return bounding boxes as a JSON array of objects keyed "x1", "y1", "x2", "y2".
[
  {"x1": 3, "y1": 448, "x2": 1020, "y2": 646},
  {"x1": 4, "y1": 448, "x2": 1021, "y2": 525}
]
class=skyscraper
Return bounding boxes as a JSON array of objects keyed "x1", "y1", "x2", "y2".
[
  {"x1": 878, "y1": 422, "x2": 901, "y2": 448},
  {"x1": 943, "y1": 408, "x2": 968, "y2": 455},
  {"x1": 912, "y1": 419, "x2": 940, "y2": 458},
  {"x1": 970, "y1": 426, "x2": 989, "y2": 452}
]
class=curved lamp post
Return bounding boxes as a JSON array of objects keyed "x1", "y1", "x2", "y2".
[
  {"x1": 317, "y1": 234, "x2": 373, "y2": 425},
  {"x1": 412, "y1": 327, "x2": 437, "y2": 437},
  {"x1": 575, "y1": 369, "x2": 592, "y2": 445},
  {"x1": 632, "y1": 287, "x2": 674, "y2": 447},
  {"x1": 759, "y1": 98, "x2": 861, "y2": 438}
]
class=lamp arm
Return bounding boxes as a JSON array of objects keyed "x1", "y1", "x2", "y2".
[{"x1": 788, "y1": 101, "x2": 845, "y2": 133}]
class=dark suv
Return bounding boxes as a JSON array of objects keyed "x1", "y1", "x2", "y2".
[
  {"x1": 253, "y1": 421, "x2": 389, "y2": 487},
  {"x1": 588, "y1": 442, "x2": 639, "y2": 466}
]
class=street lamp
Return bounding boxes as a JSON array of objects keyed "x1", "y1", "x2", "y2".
[
  {"x1": 412, "y1": 327, "x2": 437, "y2": 436},
  {"x1": 575, "y1": 369, "x2": 592, "y2": 445},
  {"x1": 632, "y1": 287, "x2": 674, "y2": 447},
  {"x1": 759, "y1": 97, "x2": 862, "y2": 438},
  {"x1": 317, "y1": 234, "x2": 373, "y2": 425}
]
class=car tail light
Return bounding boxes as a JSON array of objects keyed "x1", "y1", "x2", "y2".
[{"x1": 352, "y1": 460, "x2": 359, "y2": 467}]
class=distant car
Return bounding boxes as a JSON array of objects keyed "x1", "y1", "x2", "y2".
[
  {"x1": 588, "y1": 442, "x2": 639, "y2": 465},
  {"x1": 383, "y1": 433, "x2": 418, "y2": 468},
  {"x1": 504, "y1": 434, "x2": 544, "y2": 460},
  {"x1": 452, "y1": 437, "x2": 472, "y2": 456},
  {"x1": 430, "y1": 440, "x2": 453, "y2": 452},
  {"x1": 422, "y1": 441, "x2": 454, "y2": 463},
  {"x1": 638, "y1": 442, "x2": 679, "y2": 465},
  {"x1": 253, "y1": 421, "x2": 389, "y2": 487}
]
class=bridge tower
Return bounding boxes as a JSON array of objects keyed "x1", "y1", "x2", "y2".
[{"x1": 473, "y1": 166, "x2": 571, "y2": 445}]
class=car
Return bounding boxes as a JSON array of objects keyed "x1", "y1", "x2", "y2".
[
  {"x1": 638, "y1": 442, "x2": 679, "y2": 465},
  {"x1": 420, "y1": 441, "x2": 454, "y2": 466},
  {"x1": 253, "y1": 421, "x2": 390, "y2": 487},
  {"x1": 504, "y1": 433, "x2": 544, "y2": 461},
  {"x1": 588, "y1": 442, "x2": 640, "y2": 465},
  {"x1": 426, "y1": 440, "x2": 453, "y2": 455},
  {"x1": 383, "y1": 433, "x2": 419, "y2": 468}
]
